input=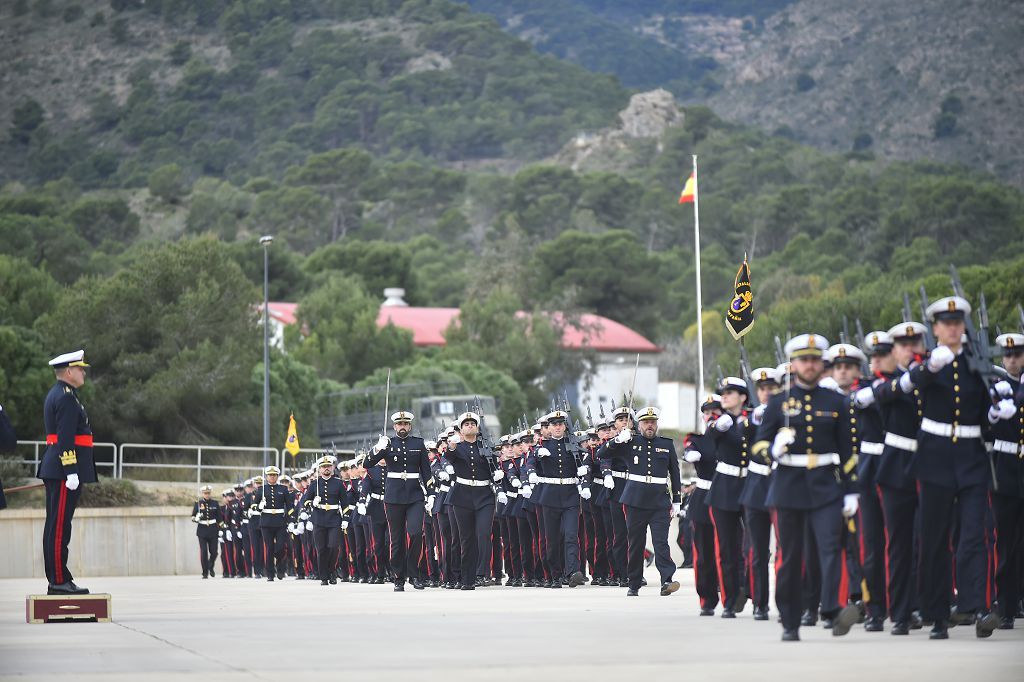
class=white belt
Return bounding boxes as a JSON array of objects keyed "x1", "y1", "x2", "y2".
[
  {"x1": 695, "y1": 478, "x2": 712, "y2": 490},
  {"x1": 593, "y1": 477, "x2": 608, "y2": 487},
  {"x1": 439, "y1": 485, "x2": 451, "y2": 493},
  {"x1": 776, "y1": 453, "x2": 840, "y2": 469},
  {"x1": 387, "y1": 471, "x2": 418, "y2": 480},
  {"x1": 884, "y1": 432, "x2": 918, "y2": 452},
  {"x1": 370, "y1": 493, "x2": 384, "y2": 500},
  {"x1": 456, "y1": 477, "x2": 492, "y2": 487},
  {"x1": 920, "y1": 418, "x2": 981, "y2": 439},
  {"x1": 611, "y1": 470, "x2": 628, "y2": 479},
  {"x1": 860, "y1": 441, "x2": 884, "y2": 455},
  {"x1": 747, "y1": 462, "x2": 771, "y2": 477},
  {"x1": 536, "y1": 476, "x2": 579, "y2": 485},
  {"x1": 993, "y1": 439, "x2": 1022, "y2": 455},
  {"x1": 715, "y1": 462, "x2": 747, "y2": 478},
  {"x1": 506, "y1": 491, "x2": 518, "y2": 498},
  {"x1": 316, "y1": 504, "x2": 340, "y2": 510},
  {"x1": 198, "y1": 519, "x2": 217, "y2": 525},
  {"x1": 262, "y1": 508, "x2": 285, "y2": 514},
  {"x1": 626, "y1": 473, "x2": 667, "y2": 485}
]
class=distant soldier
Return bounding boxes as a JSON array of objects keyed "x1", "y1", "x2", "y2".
[
  {"x1": 39, "y1": 350, "x2": 97, "y2": 596},
  {"x1": 685, "y1": 396, "x2": 722, "y2": 614},
  {"x1": 246, "y1": 475, "x2": 265, "y2": 578},
  {"x1": 357, "y1": 453, "x2": 389, "y2": 584},
  {"x1": 299, "y1": 456, "x2": 347, "y2": 585},
  {"x1": 192, "y1": 485, "x2": 220, "y2": 579},
  {"x1": 253, "y1": 465, "x2": 294, "y2": 581},
  {"x1": 219, "y1": 490, "x2": 236, "y2": 577}
]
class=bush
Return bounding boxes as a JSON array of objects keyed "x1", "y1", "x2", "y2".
[
  {"x1": 795, "y1": 72, "x2": 816, "y2": 92},
  {"x1": 79, "y1": 479, "x2": 142, "y2": 507},
  {"x1": 168, "y1": 40, "x2": 192, "y2": 66},
  {"x1": 0, "y1": 456, "x2": 30, "y2": 489},
  {"x1": 148, "y1": 163, "x2": 186, "y2": 202},
  {"x1": 63, "y1": 4, "x2": 84, "y2": 22}
]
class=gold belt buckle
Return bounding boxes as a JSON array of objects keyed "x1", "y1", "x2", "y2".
[
  {"x1": 645, "y1": 475, "x2": 652, "y2": 483},
  {"x1": 806, "y1": 454, "x2": 818, "y2": 469}
]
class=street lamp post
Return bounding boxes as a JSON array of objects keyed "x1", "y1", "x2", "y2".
[{"x1": 259, "y1": 235, "x2": 273, "y2": 468}]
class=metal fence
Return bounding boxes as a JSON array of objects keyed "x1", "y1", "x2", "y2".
[{"x1": 7, "y1": 441, "x2": 118, "y2": 478}]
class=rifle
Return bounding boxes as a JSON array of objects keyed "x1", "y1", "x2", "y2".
[
  {"x1": 1018, "y1": 303, "x2": 1024, "y2": 334},
  {"x1": 715, "y1": 363, "x2": 725, "y2": 387},
  {"x1": 472, "y1": 395, "x2": 501, "y2": 493},
  {"x1": 902, "y1": 292, "x2": 913, "y2": 324},
  {"x1": 738, "y1": 342, "x2": 759, "y2": 407},
  {"x1": 949, "y1": 265, "x2": 996, "y2": 386},
  {"x1": 382, "y1": 367, "x2": 392, "y2": 435},
  {"x1": 773, "y1": 335, "x2": 785, "y2": 366},
  {"x1": 625, "y1": 353, "x2": 640, "y2": 411},
  {"x1": 919, "y1": 285, "x2": 936, "y2": 350},
  {"x1": 840, "y1": 316, "x2": 850, "y2": 345},
  {"x1": 854, "y1": 318, "x2": 871, "y2": 377}
]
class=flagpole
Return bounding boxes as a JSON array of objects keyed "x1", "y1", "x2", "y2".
[{"x1": 692, "y1": 154, "x2": 705, "y2": 428}]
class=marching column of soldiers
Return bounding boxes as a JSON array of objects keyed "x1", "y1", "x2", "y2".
[{"x1": 184, "y1": 291, "x2": 1024, "y2": 642}]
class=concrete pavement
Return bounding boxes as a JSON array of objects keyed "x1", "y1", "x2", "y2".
[{"x1": 1, "y1": 566, "x2": 1021, "y2": 680}]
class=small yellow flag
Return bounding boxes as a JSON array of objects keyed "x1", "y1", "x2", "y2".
[{"x1": 285, "y1": 414, "x2": 300, "y2": 456}]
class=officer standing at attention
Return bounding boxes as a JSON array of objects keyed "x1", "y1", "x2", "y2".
[
  {"x1": 40, "y1": 350, "x2": 96, "y2": 596},
  {"x1": 253, "y1": 465, "x2": 294, "y2": 581},
  {"x1": 370, "y1": 410, "x2": 433, "y2": 591},
  {"x1": 602, "y1": 406, "x2": 682, "y2": 597},
  {"x1": 899, "y1": 297, "x2": 1002, "y2": 639},
  {"x1": 192, "y1": 485, "x2": 220, "y2": 578},
  {"x1": 753, "y1": 334, "x2": 862, "y2": 641}
]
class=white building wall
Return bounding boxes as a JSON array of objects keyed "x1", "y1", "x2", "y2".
[
  {"x1": 657, "y1": 381, "x2": 699, "y2": 433},
  {"x1": 577, "y1": 353, "x2": 659, "y2": 419}
]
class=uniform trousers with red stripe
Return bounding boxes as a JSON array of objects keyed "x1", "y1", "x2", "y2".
[
  {"x1": 993, "y1": 492, "x2": 1024, "y2": 619},
  {"x1": 608, "y1": 503, "x2": 628, "y2": 580},
  {"x1": 692, "y1": 519, "x2": 719, "y2": 609},
  {"x1": 517, "y1": 516, "x2": 539, "y2": 580},
  {"x1": 42, "y1": 479, "x2": 81, "y2": 585},
  {"x1": 709, "y1": 507, "x2": 744, "y2": 610},
  {"x1": 878, "y1": 484, "x2": 919, "y2": 623},
  {"x1": 774, "y1": 498, "x2": 846, "y2": 631},
  {"x1": 858, "y1": 484, "x2": 887, "y2": 618},
  {"x1": 743, "y1": 507, "x2": 772, "y2": 610}
]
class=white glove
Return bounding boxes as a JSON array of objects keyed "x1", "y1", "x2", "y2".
[
  {"x1": 425, "y1": 496, "x2": 435, "y2": 513},
  {"x1": 842, "y1": 494, "x2": 859, "y2": 518},
  {"x1": 437, "y1": 468, "x2": 450, "y2": 482},
  {"x1": 580, "y1": 487, "x2": 591, "y2": 500},
  {"x1": 258, "y1": 498, "x2": 266, "y2": 510},
  {"x1": 342, "y1": 520, "x2": 349, "y2": 530},
  {"x1": 313, "y1": 495, "x2": 321, "y2": 506},
  {"x1": 536, "y1": 447, "x2": 551, "y2": 458},
  {"x1": 989, "y1": 398, "x2": 1016, "y2": 423},
  {"x1": 444, "y1": 464, "x2": 455, "y2": 476},
  {"x1": 192, "y1": 514, "x2": 201, "y2": 522},
  {"x1": 683, "y1": 450, "x2": 701, "y2": 463},
  {"x1": 287, "y1": 523, "x2": 295, "y2": 533},
  {"x1": 236, "y1": 531, "x2": 242, "y2": 539},
  {"x1": 521, "y1": 485, "x2": 533, "y2": 499},
  {"x1": 65, "y1": 473, "x2": 80, "y2": 491},
  {"x1": 991, "y1": 380, "x2": 1013, "y2": 399},
  {"x1": 853, "y1": 386, "x2": 876, "y2": 408},
  {"x1": 493, "y1": 469, "x2": 504, "y2": 482},
  {"x1": 752, "y1": 404, "x2": 766, "y2": 426},
  {"x1": 298, "y1": 511, "x2": 308, "y2": 521},
  {"x1": 898, "y1": 372, "x2": 915, "y2": 393},
  {"x1": 356, "y1": 503, "x2": 366, "y2": 515},
  {"x1": 218, "y1": 530, "x2": 224, "y2": 540},
  {"x1": 305, "y1": 521, "x2": 313, "y2": 531},
  {"x1": 449, "y1": 433, "x2": 461, "y2": 445},
  {"x1": 771, "y1": 429, "x2": 795, "y2": 457},
  {"x1": 927, "y1": 345, "x2": 955, "y2": 372},
  {"x1": 373, "y1": 434, "x2": 390, "y2": 454},
  {"x1": 672, "y1": 502, "x2": 681, "y2": 517},
  {"x1": 510, "y1": 477, "x2": 522, "y2": 488},
  {"x1": 714, "y1": 413, "x2": 734, "y2": 431},
  {"x1": 225, "y1": 531, "x2": 233, "y2": 542},
  {"x1": 819, "y1": 376, "x2": 841, "y2": 393},
  {"x1": 603, "y1": 474, "x2": 614, "y2": 488},
  {"x1": 576, "y1": 465, "x2": 588, "y2": 477},
  {"x1": 614, "y1": 428, "x2": 631, "y2": 443},
  {"x1": 497, "y1": 492, "x2": 508, "y2": 504},
  {"x1": 528, "y1": 472, "x2": 538, "y2": 485}
]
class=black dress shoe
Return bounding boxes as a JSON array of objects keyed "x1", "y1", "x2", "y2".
[
  {"x1": 202, "y1": 574, "x2": 208, "y2": 579},
  {"x1": 209, "y1": 569, "x2": 215, "y2": 578},
  {"x1": 822, "y1": 618, "x2": 834, "y2": 630},
  {"x1": 618, "y1": 578, "x2": 629, "y2": 587},
  {"x1": 329, "y1": 577, "x2": 337, "y2": 585},
  {"x1": 998, "y1": 617, "x2": 1014, "y2": 630},
  {"x1": 782, "y1": 628, "x2": 800, "y2": 642},
  {"x1": 47, "y1": 582, "x2": 89, "y2": 595},
  {"x1": 831, "y1": 605, "x2": 861, "y2": 636},
  {"x1": 864, "y1": 616, "x2": 884, "y2": 632},
  {"x1": 679, "y1": 562, "x2": 693, "y2": 569},
  {"x1": 929, "y1": 621, "x2": 949, "y2": 640},
  {"x1": 699, "y1": 608, "x2": 715, "y2": 616},
  {"x1": 660, "y1": 581, "x2": 680, "y2": 596},
  {"x1": 975, "y1": 612, "x2": 999, "y2": 638},
  {"x1": 910, "y1": 613, "x2": 924, "y2": 629},
  {"x1": 568, "y1": 571, "x2": 586, "y2": 588},
  {"x1": 460, "y1": 584, "x2": 475, "y2": 591},
  {"x1": 267, "y1": 576, "x2": 275, "y2": 582},
  {"x1": 891, "y1": 621, "x2": 909, "y2": 635},
  {"x1": 640, "y1": 577, "x2": 648, "y2": 587},
  {"x1": 550, "y1": 581, "x2": 562, "y2": 589},
  {"x1": 626, "y1": 588, "x2": 639, "y2": 596},
  {"x1": 394, "y1": 582, "x2": 405, "y2": 592},
  {"x1": 296, "y1": 574, "x2": 305, "y2": 580},
  {"x1": 949, "y1": 607, "x2": 974, "y2": 626},
  {"x1": 721, "y1": 608, "x2": 736, "y2": 619},
  {"x1": 800, "y1": 610, "x2": 817, "y2": 627},
  {"x1": 753, "y1": 608, "x2": 769, "y2": 621},
  {"x1": 321, "y1": 579, "x2": 329, "y2": 586},
  {"x1": 413, "y1": 579, "x2": 425, "y2": 590}
]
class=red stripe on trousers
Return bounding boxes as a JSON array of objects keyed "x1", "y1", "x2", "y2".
[
  {"x1": 54, "y1": 484, "x2": 67, "y2": 584},
  {"x1": 876, "y1": 485, "x2": 892, "y2": 614},
  {"x1": 709, "y1": 508, "x2": 728, "y2": 605}
]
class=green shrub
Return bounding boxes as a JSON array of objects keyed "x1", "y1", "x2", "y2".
[{"x1": 79, "y1": 479, "x2": 142, "y2": 507}]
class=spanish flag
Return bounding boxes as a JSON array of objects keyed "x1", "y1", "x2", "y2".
[
  {"x1": 285, "y1": 414, "x2": 300, "y2": 456},
  {"x1": 678, "y1": 172, "x2": 696, "y2": 204}
]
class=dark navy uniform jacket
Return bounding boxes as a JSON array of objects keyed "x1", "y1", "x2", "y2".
[
  {"x1": 38, "y1": 380, "x2": 97, "y2": 483},
  {"x1": 684, "y1": 432, "x2": 718, "y2": 524},
  {"x1": 855, "y1": 373, "x2": 891, "y2": 490},
  {"x1": 874, "y1": 367, "x2": 922, "y2": 491},
  {"x1": 597, "y1": 438, "x2": 629, "y2": 505},
  {"x1": 360, "y1": 465, "x2": 387, "y2": 523},
  {"x1": 192, "y1": 499, "x2": 221, "y2": 538},
  {"x1": 446, "y1": 439, "x2": 495, "y2": 511},
  {"x1": 300, "y1": 475, "x2": 346, "y2": 528},
  {"x1": 534, "y1": 437, "x2": 583, "y2": 510},
  {"x1": 253, "y1": 483, "x2": 294, "y2": 528},
  {"x1": 601, "y1": 432, "x2": 681, "y2": 510},
  {"x1": 373, "y1": 435, "x2": 431, "y2": 504},
  {"x1": 754, "y1": 383, "x2": 857, "y2": 510},
  {"x1": 705, "y1": 412, "x2": 749, "y2": 512},
  {"x1": 243, "y1": 490, "x2": 261, "y2": 529},
  {"x1": 905, "y1": 350, "x2": 990, "y2": 489},
  {"x1": 990, "y1": 375, "x2": 1024, "y2": 498},
  {"x1": 739, "y1": 417, "x2": 772, "y2": 512}
]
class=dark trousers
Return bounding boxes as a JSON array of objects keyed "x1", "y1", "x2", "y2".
[
  {"x1": 535, "y1": 506, "x2": 550, "y2": 579},
  {"x1": 692, "y1": 520, "x2": 720, "y2": 609},
  {"x1": 261, "y1": 526, "x2": 286, "y2": 577},
  {"x1": 994, "y1": 493, "x2": 1024, "y2": 619},
  {"x1": 710, "y1": 507, "x2": 744, "y2": 610},
  {"x1": 453, "y1": 504, "x2": 495, "y2": 587},
  {"x1": 858, "y1": 483, "x2": 887, "y2": 617},
  {"x1": 918, "y1": 481, "x2": 988, "y2": 620},
  {"x1": 437, "y1": 511, "x2": 453, "y2": 582},
  {"x1": 233, "y1": 530, "x2": 249, "y2": 575},
  {"x1": 676, "y1": 513, "x2": 693, "y2": 564},
  {"x1": 198, "y1": 535, "x2": 218, "y2": 575},
  {"x1": 338, "y1": 530, "x2": 351, "y2": 578},
  {"x1": 580, "y1": 509, "x2": 595, "y2": 576},
  {"x1": 490, "y1": 518, "x2": 502, "y2": 578},
  {"x1": 423, "y1": 515, "x2": 439, "y2": 581},
  {"x1": 802, "y1": 518, "x2": 822, "y2": 614},
  {"x1": 878, "y1": 484, "x2": 919, "y2": 623},
  {"x1": 313, "y1": 526, "x2": 340, "y2": 580},
  {"x1": 290, "y1": 535, "x2": 305, "y2": 577},
  {"x1": 590, "y1": 507, "x2": 609, "y2": 578},
  {"x1": 220, "y1": 539, "x2": 231, "y2": 575},
  {"x1": 774, "y1": 499, "x2": 846, "y2": 631},
  {"x1": 528, "y1": 507, "x2": 548, "y2": 579},
  {"x1": 609, "y1": 503, "x2": 628, "y2": 579},
  {"x1": 499, "y1": 516, "x2": 523, "y2": 579},
  {"x1": 248, "y1": 522, "x2": 265, "y2": 575},
  {"x1": 542, "y1": 505, "x2": 581, "y2": 579},
  {"x1": 42, "y1": 479, "x2": 81, "y2": 586},
  {"x1": 353, "y1": 525, "x2": 368, "y2": 579},
  {"x1": 744, "y1": 507, "x2": 772, "y2": 610},
  {"x1": 518, "y1": 516, "x2": 538, "y2": 580},
  {"x1": 385, "y1": 501, "x2": 425, "y2": 582},
  {"x1": 368, "y1": 519, "x2": 389, "y2": 577},
  {"x1": 446, "y1": 506, "x2": 462, "y2": 582},
  {"x1": 624, "y1": 505, "x2": 674, "y2": 590}
]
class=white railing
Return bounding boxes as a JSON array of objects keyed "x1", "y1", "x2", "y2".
[
  {"x1": 118, "y1": 443, "x2": 281, "y2": 484},
  {"x1": 10, "y1": 441, "x2": 118, "y2": 478}
]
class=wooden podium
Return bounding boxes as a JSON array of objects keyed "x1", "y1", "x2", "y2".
[{"x1": 26, "y1": 594, "x2": 112, "y2": 623}]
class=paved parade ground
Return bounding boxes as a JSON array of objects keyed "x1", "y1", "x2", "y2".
[{"x1": 1, "y1": 567, "x2": 1022, "y2": 681}]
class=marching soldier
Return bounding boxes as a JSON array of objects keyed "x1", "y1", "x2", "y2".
[
  {"x1": 191, "y1": 485, "x2": 219, "y2": 578},
  {"x1": 754, "y1": 334, "x2": 862, "y2": 641},
  {"x1": 369, "y1": 411, "x2": 432, "y2": 591},
  {"x1": 299, "y1": 455, "x2": 347, "y2": 585},
  {"x1": 990, "y1": 332, "x2": 1024, "y2": 629},
  {"x1": 357, "y1": 452, "x2": 390, "y2": 583},
  {"x1": 253, "y1": 465, "x2": 294, "y2": 581},
  {"x1": 246, "y1": 475, "x2": 265, "y2": 578},
  {"x1": 600, "y1": 406, "x2": 681, "y2": 596},
  {"x1": 39, "y1": 350, "x2": 96, "y2": 596},
  {"x1": 599, "y1": 406, "x2": 634, "y2": 587},
  {"x1": 583, "y1": 425, "x2": 611, "y2": 585},
  {"x1": 219, "y1": 489, "x2": 236, "y2": 577},
  {"x1": 897, "y1": 297, "x2": 1001, "y2": 639},
  {"x1": 351, "y1": 457, "x2": 371, "y2": 583},
  {"x1": 684, "y1": 396, "x2": 722, "y2": 613}
]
